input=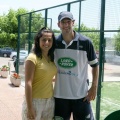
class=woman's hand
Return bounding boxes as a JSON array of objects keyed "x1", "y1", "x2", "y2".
[{"x1": 27, "y1": 107, "x2": 36, "y2": 120}]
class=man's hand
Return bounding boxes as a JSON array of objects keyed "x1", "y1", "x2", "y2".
[{"x1": 83, "y1": 86, "x2": 97, "y2": 102}]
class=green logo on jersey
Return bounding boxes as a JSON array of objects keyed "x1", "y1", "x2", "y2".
[{"x1": 58, "y1": 57, "x2": 77, "y2": 68}]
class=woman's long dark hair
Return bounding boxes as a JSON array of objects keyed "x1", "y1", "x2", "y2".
[{"x1": 32, "y1": 27, "x2": 56, "y2": 62}]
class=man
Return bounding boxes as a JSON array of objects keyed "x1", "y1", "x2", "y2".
[{"x1": 54, "y1": 11, "x2": 99, "y2": 120}]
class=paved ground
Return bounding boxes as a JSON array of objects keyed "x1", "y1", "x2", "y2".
[
  {"x1": 0, "y1": 57, "x2": 24, "y2": 120},
  {"x1": 88, "y1": 62, "x2": 120, "y2": 82},
  {"x1": 0, "y1": 76, "x2": 24, "y2": 120},
  {"x1": 0, "y1": 57, "x2": 120, "y2": 120}
]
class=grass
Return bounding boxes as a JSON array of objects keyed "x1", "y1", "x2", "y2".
[{"x1": 91, "y1": 82, "x2": 120, "y2": 120}]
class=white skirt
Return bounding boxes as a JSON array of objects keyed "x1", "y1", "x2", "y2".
[{"x1": 22, "y1": 97, "x2": 54, "y2": 120}]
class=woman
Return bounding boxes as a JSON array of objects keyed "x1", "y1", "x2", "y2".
[{"x1": 22, "y1": 27, "x2": 57, "y2": 120}]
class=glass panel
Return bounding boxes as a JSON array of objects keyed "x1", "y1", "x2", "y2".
[
  {"x1": 48, "y1": 5, "x2": 67, "y2": 30},
  {"x1": 18, "y1": 1, "x2": 120, "y2": 119},
  {"x1": 100, "y1": 32, "x2": 120, "y2": 119}
]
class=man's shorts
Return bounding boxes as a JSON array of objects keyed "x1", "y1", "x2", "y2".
[
  {"x1": 54, "y1": 97, "x2": 94, "y2": 120},
  {"x1": 22, "y1": 97, "x2": 54, "y2": 120}
]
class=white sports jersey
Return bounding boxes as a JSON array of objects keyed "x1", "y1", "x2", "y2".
[{"x1": 54, "y1": 32, "x2": 98, "y2": 99}]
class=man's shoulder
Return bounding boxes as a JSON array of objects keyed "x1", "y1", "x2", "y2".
[
  {"x1": 76, "y1": 32, "x2": 90, "y2": 41},
  {"x1": 55, "y1": 34, "x2": 62, "y2": 41}
]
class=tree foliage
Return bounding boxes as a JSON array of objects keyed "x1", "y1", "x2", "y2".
[
  {"x1": 74, "y1": 23, "x2": 100, "y2": 51},
  {"x1": 0, "y1": 8, "x2": 44, "y2": 49},
  {"x1": 0, "y1": 8, "x2": 102, "y2": 51},
  {"x1": 114, "y1": 27, "x2": 120, "y2": 52}
]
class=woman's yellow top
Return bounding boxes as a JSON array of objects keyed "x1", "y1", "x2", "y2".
[{"x1": 26, "y1": 53, "x2": 57, "y2": 99}]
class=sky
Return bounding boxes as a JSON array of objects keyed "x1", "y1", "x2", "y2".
[
  {"x1": 0, "y1": 0, "x2": 119, "y2": 37},
  {"x1": 0, "y1": 0, "x2": 75, "y2": 15}
]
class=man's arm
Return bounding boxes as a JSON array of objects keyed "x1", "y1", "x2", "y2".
[
  {"x1": 91, "y1": 65, "x2": 99, "y2": 88},
  {"x1": 84, "y1": 65, "x2": 99, "y2": 102}
]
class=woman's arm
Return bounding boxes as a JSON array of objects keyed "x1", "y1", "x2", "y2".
[{"x1": 25, "y1": 60, "x2": 36, "y2": 119}]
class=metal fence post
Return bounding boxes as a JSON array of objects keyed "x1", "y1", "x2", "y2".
[{"x1": 96, "y1": 0, "x2": 106, "y2": 120}]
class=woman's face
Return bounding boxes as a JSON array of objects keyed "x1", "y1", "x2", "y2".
[{"x1": 39, "y1": 32, "x2": 53, "y2": 54}]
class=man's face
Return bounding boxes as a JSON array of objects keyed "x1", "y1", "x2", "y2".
[{"x1": 58, "y1": 18, "x2": 74, "y2": 34}]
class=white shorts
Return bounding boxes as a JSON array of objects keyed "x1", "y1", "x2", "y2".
[{"x1": 22, "y1": 97, "x2": 54, "y2": 120}]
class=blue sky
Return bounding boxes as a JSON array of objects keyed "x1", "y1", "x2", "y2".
[{"x1": 0, "y1": 0, "x2": 75, "y2": 15}]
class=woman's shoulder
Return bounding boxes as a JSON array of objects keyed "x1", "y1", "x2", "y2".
[{"x1": 26, "y1": 53, "x2": 37, "y2": 61}]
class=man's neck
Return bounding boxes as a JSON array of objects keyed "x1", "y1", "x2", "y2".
[{"x1": 62, "y1": 31, "x2": 75, "y2": 45}]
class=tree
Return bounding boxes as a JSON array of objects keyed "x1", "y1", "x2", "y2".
[
  {"x1": 0, "y1": 8, "x2": 44, "y2": 49},
  {"x1": 0, "y1": 8, "x2": 28, "y2": 48},
  {"x1": 52, "y1": 23, "x2": 100, "y2": 51},
  {"x1": 114, "y1": 27, "x2": 120, "y2": 52},
  {"x1": 19, "y1": 11, "x2": 45, "y2": 50},
  {"x1": 74, "y1": 23, "x2": 100, "y2": 51}
]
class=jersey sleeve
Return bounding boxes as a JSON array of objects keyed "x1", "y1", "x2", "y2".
[{"x1": 86, "y1": 40, "x2": 98, "y2": 67}]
